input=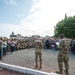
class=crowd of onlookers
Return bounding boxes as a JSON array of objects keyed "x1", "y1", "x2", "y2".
[
  {"x1": 0, "y1": 37, "x2": 17, "y2": 60},
  {"x1": 69, "y1": 39, "x2": 75, "y2": 54},
  {"x1": 43, "y1": 38, "x2": 59, "y2": 50},
  {"x1": 44, "y1": 38, "x2": 75, "y2": 55},
  {"x1": 0, "y1": 37, "x2": 75, "y2": 60}
]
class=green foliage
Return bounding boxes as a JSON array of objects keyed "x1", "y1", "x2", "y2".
[{"x1": 54, "y1": 15, "x2": 75, "y2": 38}]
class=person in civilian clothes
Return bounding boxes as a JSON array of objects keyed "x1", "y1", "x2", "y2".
[
  {"x1": 3, "y1": 39, "x2": 7, "y2": 56},
  {"x1": 10, "y1": 39, "x2": 16, "y2": 53},
  {"x1": 0, "y1": 37, "x2": 3, "y2": 60}
]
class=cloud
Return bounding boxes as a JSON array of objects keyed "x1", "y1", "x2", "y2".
[
  {"x1": 20, "y1": 0, "x2": 58, "y2": 36},
  {"x1": 1, "y1": 0, "x2": 75, "y2": 38},
  {"x1": 2, "y1": 0, "x2": 16, "y2": 6}
]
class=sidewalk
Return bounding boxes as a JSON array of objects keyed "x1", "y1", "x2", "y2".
[{"x1": 0, "y1": 68, "x2": 31, "y2": 75}]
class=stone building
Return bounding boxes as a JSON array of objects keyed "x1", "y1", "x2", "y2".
[{"x1": 10, "y1": 32, "x2": 23, "y2": 39}]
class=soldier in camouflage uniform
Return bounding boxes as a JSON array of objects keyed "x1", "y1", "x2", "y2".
[
  {"x1": 56, "y1": 34, "x2": 70, "y2": 75},
  {"x1": 34, "y1": 38, "x2": 43, "y2": 69}
]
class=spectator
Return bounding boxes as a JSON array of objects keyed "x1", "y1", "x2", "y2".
[
  {"x1": 0, "y1": 37, "x2": 3, "y2": 60},
  {"x1": 10, "y1": 39, "x2": 16, "y2": 53},
  {"x1": 3, "y1": 39, "x2": 7, "y2": 56}
]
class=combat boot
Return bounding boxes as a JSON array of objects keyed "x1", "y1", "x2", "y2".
[
  {"x1": 35, "y1": 62, "x2": 38, "y2": 68},
  {"x1": 64, "y1": 69, "x2": 69, "y2": 75},
  {"x1": 39, "y1": 64, "x2": 42, "y2": 69},
  {"x1": 56, "y1": 69, "x2": 63, "y2": 74},
  {"x1": 35, "y1": 65, "x2": 37, "y2": 68},
  {"x1": 39, "y1": 60, "x2": 42, "y2": 69}
]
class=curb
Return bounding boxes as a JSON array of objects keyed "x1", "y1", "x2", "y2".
[{"x1": 0, "y1": 62, "x2": 61, "y2": 75}]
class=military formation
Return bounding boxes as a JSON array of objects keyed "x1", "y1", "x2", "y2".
[
  {"x1": 16, "y1": 39, "x2": 34, "y2": 50},
  {"x1": 7, "y1": 38, "x2": 34, "y2": 52}
]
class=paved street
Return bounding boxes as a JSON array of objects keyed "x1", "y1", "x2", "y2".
[{"x1": 0, "y1": 48, "x2": 75, "y2": 75}]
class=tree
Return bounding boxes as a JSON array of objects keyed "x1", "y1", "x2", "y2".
[{"x1": 54, "y1": 15, "x2": 75, "y2": 38}]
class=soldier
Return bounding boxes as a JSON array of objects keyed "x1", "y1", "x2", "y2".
[
  {"x1": 34, "y1": 38, "x2": 43, "y2": 69},
  {"x1": 56, "y1": 34, "x2": 70, "y2": 75}
]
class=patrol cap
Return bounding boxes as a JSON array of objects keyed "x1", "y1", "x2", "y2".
[{"x1": 35, "y1": 37, "x2": 42, "y2": 43}]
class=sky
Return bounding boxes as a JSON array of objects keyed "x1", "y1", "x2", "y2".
[{"x1": 0, "y1": 0, "x2": 75, "y2": 38}]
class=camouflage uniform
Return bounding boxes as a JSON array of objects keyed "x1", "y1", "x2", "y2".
[
  {"x1": 57, "y1": 38, "x2": 70, "y2": 75},
  {"x1": 34, "y1": 39, "x2": 43, "y2": 69}
]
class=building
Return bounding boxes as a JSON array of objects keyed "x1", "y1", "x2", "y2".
[{"x1": 10, "y1": 32, "x2": 23, "y2": 39}]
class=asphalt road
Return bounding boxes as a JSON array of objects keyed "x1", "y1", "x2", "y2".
[{"x1": 0, "y1": 48, "x2": 75, "y2": 75}]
